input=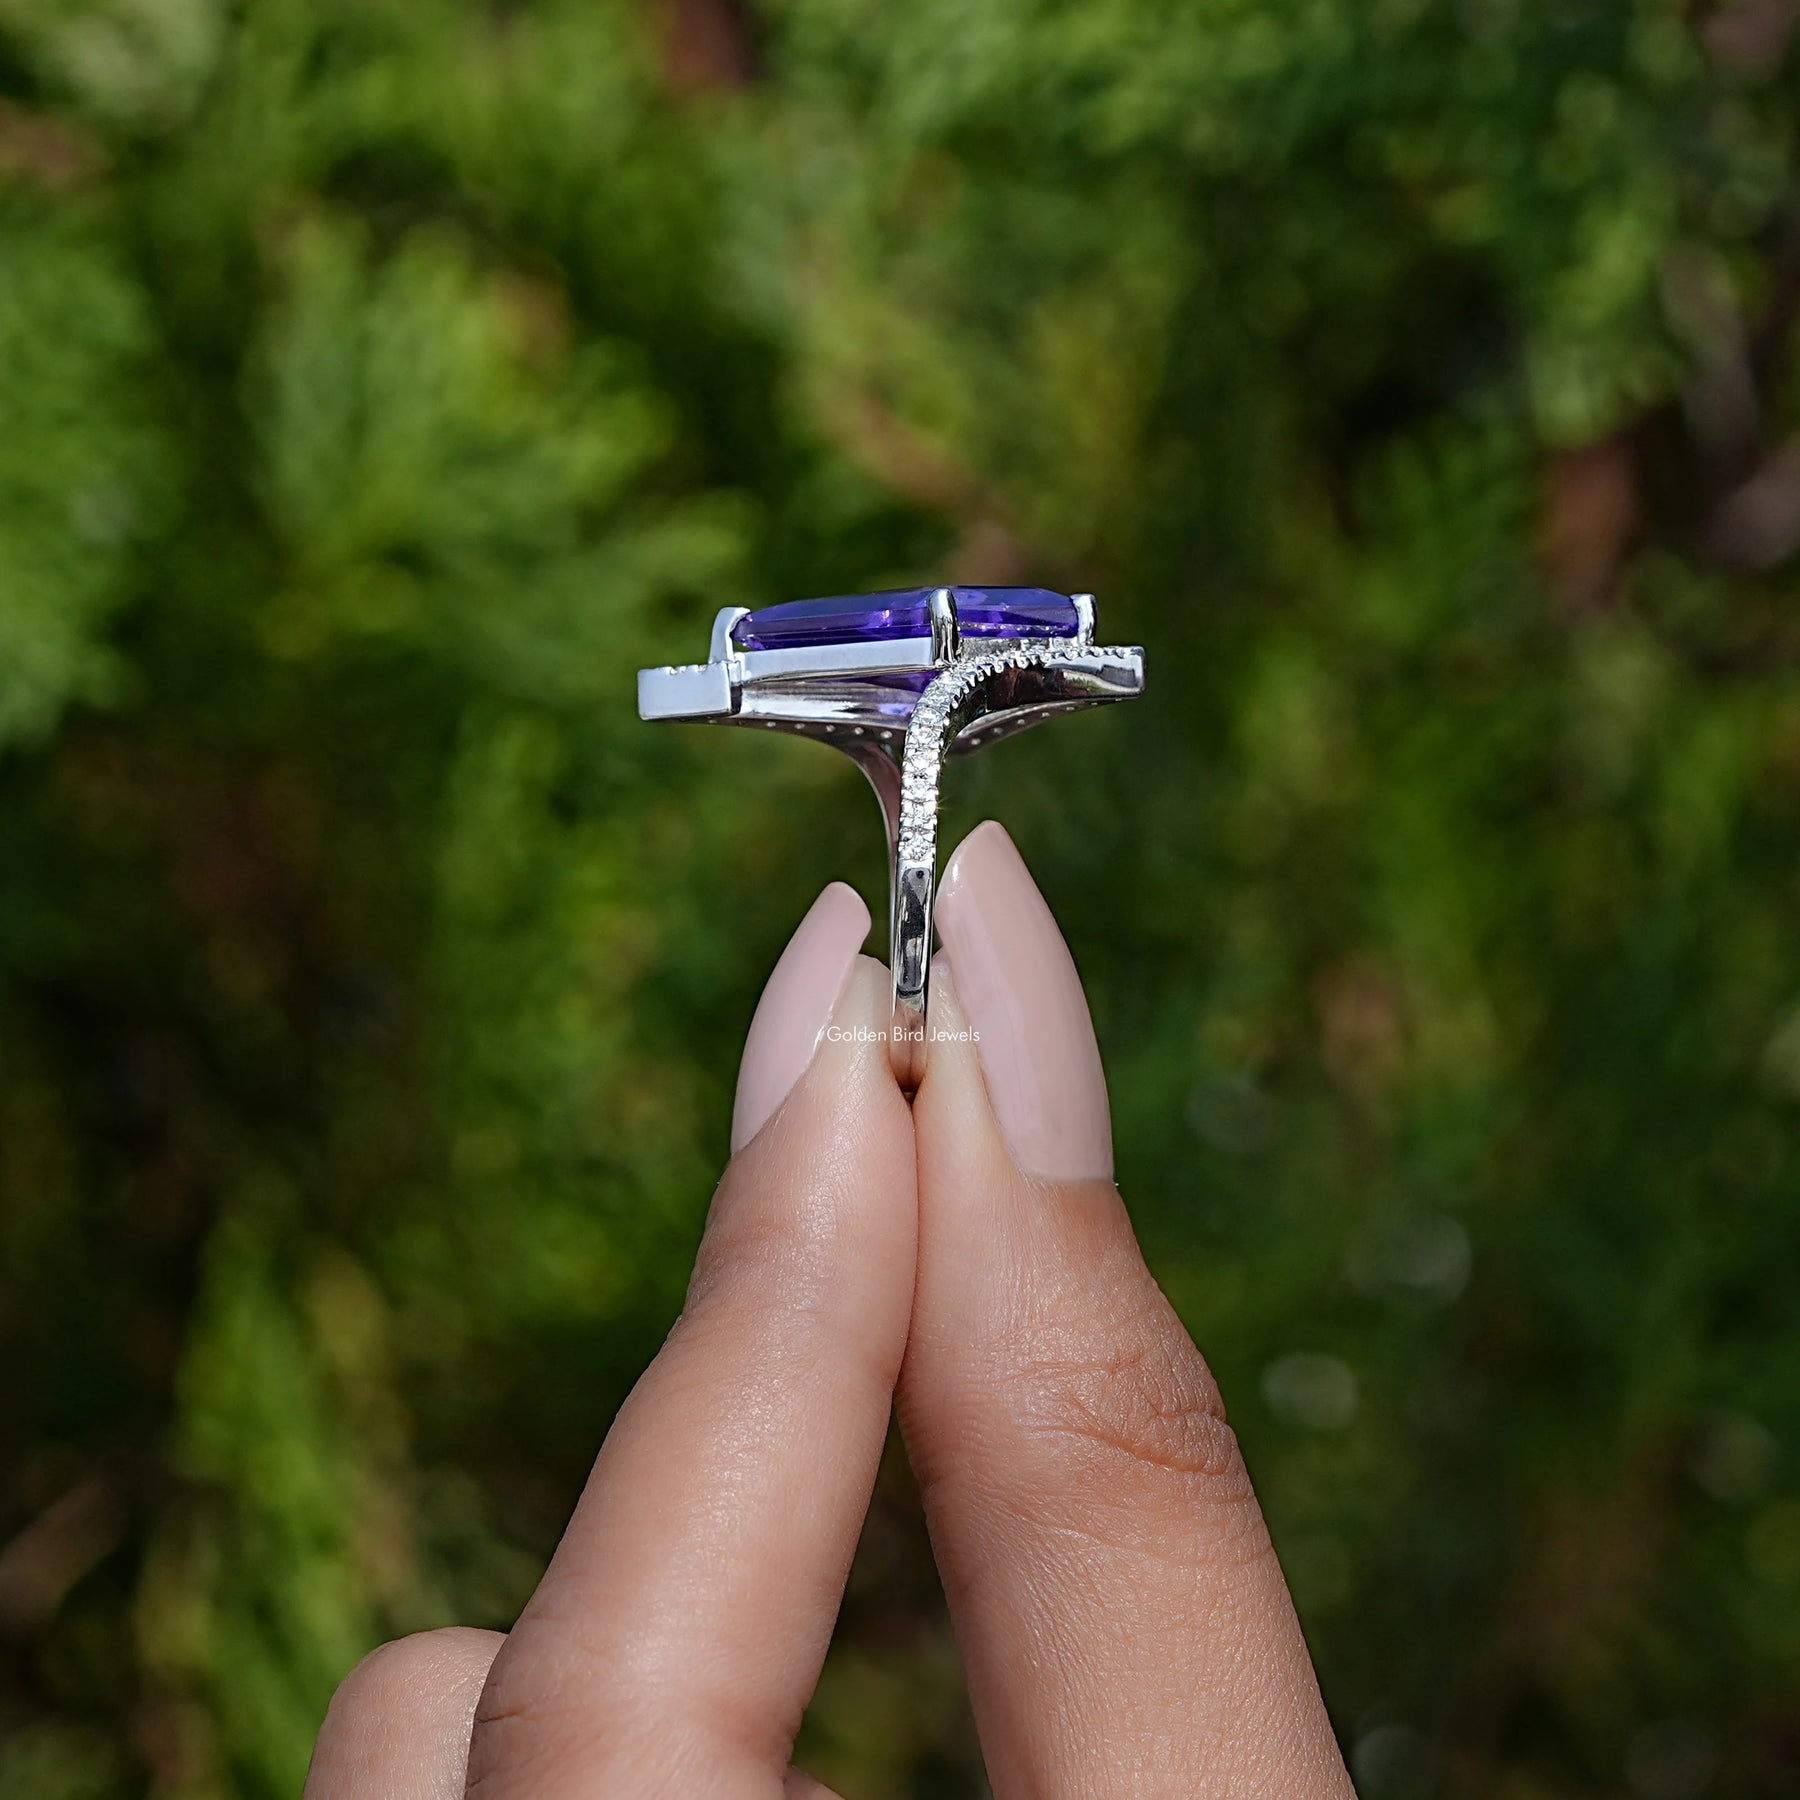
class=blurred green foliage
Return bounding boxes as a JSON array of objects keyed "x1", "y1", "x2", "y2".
[{"x1": 2, "y1": 0, "x2": 1799, "y2": 1794}]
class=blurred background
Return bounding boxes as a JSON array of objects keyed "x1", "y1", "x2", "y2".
[{"x1": 2, "y1": 0, "x2": 1799, "y2": 1794}]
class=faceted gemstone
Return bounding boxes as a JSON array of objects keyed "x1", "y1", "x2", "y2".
[
  {"x1": 732, "y1": 589, "x2": 929, "y2": 649},
  {"x1": 730, "y1": 585, "x2": 1079, "y2": 651},
  {"x1": 949, "y1": 587, "x2": 1079, "y2": 639}
]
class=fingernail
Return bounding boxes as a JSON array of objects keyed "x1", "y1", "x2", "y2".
[
  {"x1": 731, "y1": 882, "x2": 870, "y2": 1153},
  {"x1": 934, "y1": 822, "x2": 1113, "y2": 1180}
]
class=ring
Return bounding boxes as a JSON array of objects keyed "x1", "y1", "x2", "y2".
[{"x1": 638, "y1": 586, "x2": 1145, "y2": 1086}]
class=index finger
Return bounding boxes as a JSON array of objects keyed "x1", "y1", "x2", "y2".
[
  {"x1": 901, "y1": 825, "x2": 1354, "y2": 1798},
  {"x1": 465, "y1": 886, "x2": 914, "y2": 1798}
]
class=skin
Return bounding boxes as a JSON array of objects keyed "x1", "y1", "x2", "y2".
[{"x1": 305, "y1": 842, "x2": 1356, "y2": 1800}]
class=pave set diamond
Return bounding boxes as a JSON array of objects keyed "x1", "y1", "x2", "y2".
[{"x1": 896, "y1": 640, "x2": 1108, "y2": 866}]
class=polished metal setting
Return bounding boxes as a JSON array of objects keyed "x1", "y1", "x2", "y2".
[{"x1": 638, "y1": 590, "x2": 1144, "y2": 1085}]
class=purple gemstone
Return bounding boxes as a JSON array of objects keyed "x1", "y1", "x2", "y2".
[
  {"x1": 730, "y1": 586, "x2": 1079, "y2": 651},
  {"x1": 732, "y1": 589, "x2": 930, "y2": 650},
  {"x1": 950, "y1": 587, "x2": 1080, "y2": 639}
]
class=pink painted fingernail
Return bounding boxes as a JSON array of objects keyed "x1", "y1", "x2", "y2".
[
  {"x1": 730, "y1": 882, "x2": 870, "y2": 1153},
  {"x1": 935, "y1": 822, "x2": 1113, "y2": 1180}
]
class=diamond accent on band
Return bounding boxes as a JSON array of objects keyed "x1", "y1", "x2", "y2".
[
  {"x1": 894, "y1": 638, "x2": 1085, "y2": 867},
  {"x1": 731, "y1": 586, "x2": 1080, "y2": 651}
]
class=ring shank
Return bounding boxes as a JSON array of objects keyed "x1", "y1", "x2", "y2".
[
  {"x1": 879, "y1": 641, "x2": 1144, "y2": 1088},
  {"x1": 889, "y1": 859, "x2": 934, "y2": 1089}
]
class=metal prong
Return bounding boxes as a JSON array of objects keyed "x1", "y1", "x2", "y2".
[
  {"x1": 929, "y1": 587, "x2": 960, "y2": 663},
  {"x1": 709, "y1": 605, "x2": 751, "y2": 663},
  {"x1": 1071, "y1": 593, "x2": 1097, "y2": 644}
]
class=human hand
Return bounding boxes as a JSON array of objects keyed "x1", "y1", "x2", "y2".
[{"x1": 303, "y1": 822, "x2": 1356, "y2": 1798}]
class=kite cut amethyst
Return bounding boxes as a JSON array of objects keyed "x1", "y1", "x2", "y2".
[{"x1": 730, "y1": 586, "x2": 1080, "y2": 652}]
